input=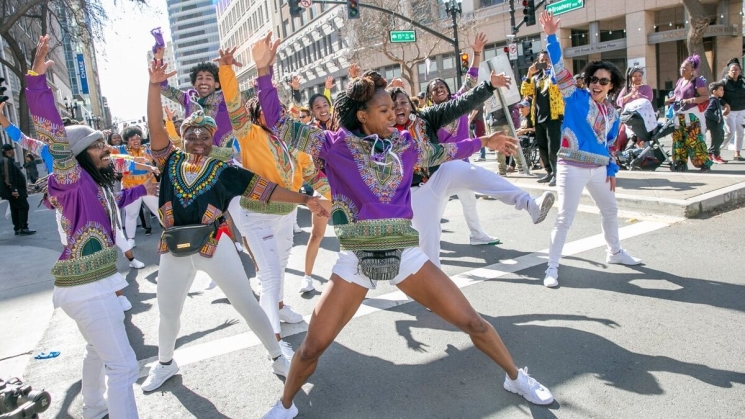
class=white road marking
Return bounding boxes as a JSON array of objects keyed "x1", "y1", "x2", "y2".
[{"x1": 136, "y1": 220, "x2": 672, "y2": 377}]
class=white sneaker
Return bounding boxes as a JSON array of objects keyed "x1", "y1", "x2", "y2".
[
  {"x1": 141, "y1": 361, "x2": 179, "y2": 392},
  {"x1": 298, "y1": 275, "x2": 314, "y2": 293},
  {"x1": 293, "y1": 223, "x2": 302, "y2": 234},
  {"x1": 278, "y1": 340, "x2": 295, "y2": 360},
  {"x1": 271, "y1": 353, "x2": 291, "y2": 377},
  {"x1": 469, "y1": 234, "x2": 501, "y2": 246},
  {"x1": 543, "y1": 267, "x2": 559, "y2": 288},
  {"x1": 528, "y1": 191, "x2": 555, "y2": 224},
  {"x1": 82, "y1": 404, "x2": 108, "y2": 419},
  {"x1": 118, "y1": 295, "x2": 132, "y2": 311},
  {"x1": 278, "y1": 305, "x2": 303, "y2": 324},
  {"x1": 234, "y1": 241, "x2": 244, "y2": 252},
  {"x1": 263, "y1": 400, "x2": 298, "y2": 419},
  {"x1": 129, "y1": 258, "x2": 145, "y2": 269},
  {"x1": 205, "y1": 280, "x2": 218, "y2": 290},
  {"x1": 127, "y1": 238, "x2": 136, "y2": 249},
  {"x1": 503, "y1": 367, "x2": 554, "y2": 405},
  {"x1": 606, "y1": 249, "x2": 642, "y2": 265}
]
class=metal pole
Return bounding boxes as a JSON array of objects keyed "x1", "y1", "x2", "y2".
[{"x1": 452, "y1": 4, "x2": 462, "y2": 90}]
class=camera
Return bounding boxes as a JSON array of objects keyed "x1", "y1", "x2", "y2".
[{"x1": 0, "y1": 378, "x2": 51, "y2": 419}]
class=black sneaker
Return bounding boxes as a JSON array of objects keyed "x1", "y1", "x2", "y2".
[
  {"x1": 537, "y1": 174, "x2": 552, "y2": 183},
  {"x1": 145, "y1": 228, "x2": 152, "y2": 236}
]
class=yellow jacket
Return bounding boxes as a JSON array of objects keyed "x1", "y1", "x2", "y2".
[{"x1": 520, "y1": 76, "x2": 565, "y2": 122}]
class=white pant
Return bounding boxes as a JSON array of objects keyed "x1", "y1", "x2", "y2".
[
  {"x1": 724, "y1": 108, "x2": 745, "y2": 151},
  {"x1": 123, "y1": 195, "x2": 160, "y2": 239},
  {"x1": 548, "y1": 164, "x2": 620, "y2": 269},
  {"x1": 228, "y1": 198, "x2": 294, "y2": 334},
  {"x1": 456, "y1": 191, "x2": 489, "y2": 239},
  {"x1": 411, "y1": 160, "x2": 532, "y2": 267},
  {"x1": 157, "y1": 235, "x2": 281, "y2": 362},
  {"x1": 59, "y1": 293, "x2": 139, "y2": 419}
]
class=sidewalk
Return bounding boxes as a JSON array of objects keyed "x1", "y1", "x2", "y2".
[{"x1": 473, "y1": 149, "x2": 745, "y2": 218}]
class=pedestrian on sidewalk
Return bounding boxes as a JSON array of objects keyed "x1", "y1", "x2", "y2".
[
  {"x1": 705, "y1": 81, "x2": 728, "y2": 164},
  {"x1": 0, "y1": 143, "x2": 35, "y2": 235},
  {"x1": 25, "y1": 35, "x2": 158, "y2": 419},
  {"x1": 664, "y1": 55, "x2": 714, "y2": 172},
  {"x1": 537, "y1": 11, "x2": 642, "y2": 289},
  {"x1": 23, "y1": 154, "x2": 39, "y2": 185},
  {"x1": 721, "y1": 58, "x2": 745, "y2": 161},
  {"x1": 258, "y1": 39, "x2": 554, "y2": 417}
]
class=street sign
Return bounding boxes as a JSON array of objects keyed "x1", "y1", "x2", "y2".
[
  {"x1": 508, "y1": 43, "x2": 518, "y2": 60},
  {"x1": 389, "y1": 30, "x2": 416, "y2": 43},
  {"x1": 545, "y1": 0, "x2": 584, "y2": 16},
  {"x1": 299, "y1": 0, "x2": 311, "y2": 8}
]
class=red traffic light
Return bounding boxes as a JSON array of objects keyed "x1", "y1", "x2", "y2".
[
  {"x1": 522, "y1": 0, "x2": 529, "y2": 6},
  {"x1": 503, "y1": 46, "x2": 510, "y2": 53}
]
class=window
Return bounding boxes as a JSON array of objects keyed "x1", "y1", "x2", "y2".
[
  {"x1": 479, "y1": 0, "x2": 504, "y2": 8},
  {"x1": 418, "y1": 60, "x2": 437, "y2": 74},
  {"x1": 570, "y1": 29, "x2": 589, "y2": 47},
  {"x1": 442, "y1": 55, "x2": 454, "y2": 70}
]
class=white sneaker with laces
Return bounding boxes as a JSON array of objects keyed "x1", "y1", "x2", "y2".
[
  {"x1": 141, "y1": 361, "x2": 179, "y2": 392},
  {"x1": 298, "y1": 275, "x2": 314, "y2": 293},
  {"x1": 129, "y1": 258, "x2": 145, "y2": 269},
  {"x1": 528, "y1": 191, "x2": 556, "y2": 224},
  {"x1": 543, "y1": 267, "x2": 559, "y2": 288},
  {"x1": 278, "y1": 340, "x2": 295, "y2": 360},
  {"x1": 503, "y1": 367, "x2": 554, "y2": 405},
  {"x1": 293, "y1": 223, "x2": 302, "y2": 234},
  {"x1": 278, "y1": 305, "x2": 303, "y2": 324},
  {"x1": 271, "y1": 353, "x2": 290, "y2": 377},
  {"x1": 234, "y1": 242, "x2": 244, "y2": 252},
  {"x1": 263, "y1": 400, "x2": 298, "y2": 419},
  {"x1": 118, "y1": 295, "x2": 132, "y2": 312},
  {"x1": 469, "y1": 234, "x2": 501, "y2": 246},
  {"x1": 606, "y1": 249, "x2": 642, "y2": 265}
]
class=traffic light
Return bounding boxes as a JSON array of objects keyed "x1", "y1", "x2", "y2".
[
  {"x1": 503, "y1": 46, "x2": 510, "y2": 54},
  {"x1": 347, "y1": 0, "x2": 360, "y2": 19},
  {"x1": 460, "y1": 53, "x2": 469, "y2": 73},
  {"x1": 523, "y1": 0, "x2": 536, "y2": 26},
  {"x1": 522, "y1": 41, "x2": 533, "y2": 58},
  {"x1": 289, "y1": 0, "x2": 302, "y2": 17}
]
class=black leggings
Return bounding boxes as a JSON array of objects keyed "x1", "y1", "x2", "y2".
[{"x1": 535, "y1": 119, "x2": 562, "y2": 176}]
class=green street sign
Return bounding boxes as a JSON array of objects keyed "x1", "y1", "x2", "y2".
[
  {"x1": 546, "y1": 0, "x2": 584, "y2": 16},
  {"x1": 389, "y1": 30, "x2": 416, "y2": 43}
]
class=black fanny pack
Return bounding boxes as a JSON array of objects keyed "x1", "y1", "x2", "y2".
[
  {"x1": 353, "y1": 249, "x2": 403, "y2": 281},
  {"x1": 162, "y1": 221, "x2": 219, "y2": 257}
]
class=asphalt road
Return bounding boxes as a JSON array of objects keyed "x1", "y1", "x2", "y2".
[{"x1": 1, "y1": 183, "x2": 743, "y2": 418}]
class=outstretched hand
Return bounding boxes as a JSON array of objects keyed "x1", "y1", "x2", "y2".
[
  {"x1": 144, "y1": 175, "x2": 160, "y2": 196},
  {"x1": 481, "y1": 131, "x2": 519, "y2": 155},
  {"x1": 471, "y1": 32, "x2": 487, "y2": 53},
  {"x1": 32, "y1": 35, "x2": 54, "y2": 75},
  {"x1": 214, "y1": 47, "x2": 243, "y2": 68},
  {"x1": 489, "y1": 71, "x2": 512, "y2": 89},
  {"x1": 539, "y1": 10, "x2": 560, "y2": 36},
  {"x1": 163, "y1": 106, "x2": 176, "y2": 121},
  {"x1": 324, "y1": 76, "x2": 335, "y2": 90},
  {"x1": 348, "y1": 63, "x2": 361, "y2": 79},
  {"x1": 252, "y1": 31, "x2": 280, "y2": 69},
  {"x1": 388, "y1": 78, "x2": 405, "y2": 88},
  {"x1": 290, "y1": 75, "x2": 300, "y2": 90},
  {"x1": 149, "y1": 61, "x2": 177, "y2": 85},
  {"x1": 305, "y1": 196, "x2": 330, "y2": 218}
]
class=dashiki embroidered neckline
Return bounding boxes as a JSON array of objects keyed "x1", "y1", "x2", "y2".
[
  {"x1": 345, "y1": 134, "x2": 405, "y2": 205},
  {"x1": 169, "y1": 153, "x2": 224, "y2": 207}
]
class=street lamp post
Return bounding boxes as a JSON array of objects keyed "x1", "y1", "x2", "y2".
[
  {"x1": 63, "y1": 97, "x2": 77, "y2": 120},
  {"x1": 444, "y1": 0, "x2": 463, "y2": 89}
]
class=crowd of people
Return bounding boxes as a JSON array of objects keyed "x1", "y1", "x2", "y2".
[{"x1": 2, "y1": 9, "x2": 744, "y2": 419}]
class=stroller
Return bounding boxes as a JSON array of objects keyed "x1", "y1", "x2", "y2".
[{"x1": 616, "y1": 99, "x2": 680, "y2": 171}]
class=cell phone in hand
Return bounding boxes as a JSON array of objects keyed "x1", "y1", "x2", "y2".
[{"x1": 535, "y1": 62, "x2": 547, "y2": 71}]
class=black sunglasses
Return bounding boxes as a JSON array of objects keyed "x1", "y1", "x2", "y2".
[{"x1": 589, "y1": 76, "x2": 611, "y2": 86}]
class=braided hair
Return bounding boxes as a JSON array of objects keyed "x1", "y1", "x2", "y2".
[
  {"x1": 245, "y1": 97, "x2": 262, "y2": 125},
  {"x1": 333, "y1": 70, "x2": 388, "y2": 132}
]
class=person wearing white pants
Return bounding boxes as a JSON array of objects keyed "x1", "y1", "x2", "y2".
[
  {"x1": 411, "y1": 160, "x2": 555, "y2": 267},
  {"x1": 539, "y1": 11, "x2": 641, "y2": 288},
  {"x1": 455, "y1": 191, "x2": 501, "y2": 245},
  {"x1": 721, "y1": 58, "x2": 745, "y2": 160},
  {"x1": 122, "y1": 195, "x2": 160, "y2": 244}
]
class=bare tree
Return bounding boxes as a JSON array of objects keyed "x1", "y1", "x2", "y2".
[
  {"x1": 681, "y1": 0, "x2": 713, "y2": 83},
  {"x1": 344, "y1": 0, "x2": 475, "y2": 95}
]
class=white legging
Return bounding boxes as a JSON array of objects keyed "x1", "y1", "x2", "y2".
[
  {"x1": 228, "y1": 197, "x2": 294, "y2": 334},
  {"x1": 411, "y1": 160, "x2": 532, "y2": 267},
  {"x1": 456, "y1": 191, "x2": 490, "y2": 239},
  {"x1": 123, "y1": 195, "x2": 160, "y2": 239},
  {"x1": 157, "y1": 235, "x2": 282, "y2": 362},
  {"x1": 548, "y1": 163, "x2": 620, "y2": 269},
  {"x1": 724, "y1": 108, "x2": 745, "y2": 151}
]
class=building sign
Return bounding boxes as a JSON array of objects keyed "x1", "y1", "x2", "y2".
[
  {"x1": 76, "y1": 54, "x2": 89, "y2": 95},
  {"x1": 648, "y1": 25, "x2": 739, "y2": 45},
  {"x1": 563, "y1": 39, "x2": 626, "y2": 58},
  {"x1": 545, "y1": 0, "x2": 584, "y2": 16},
  {"x1": 389, "y1": 30, "x2": 416, "y2": 43}
]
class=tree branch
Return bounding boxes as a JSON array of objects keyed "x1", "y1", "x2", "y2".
[{"x1": 0, "y1": 0, "x2": 47, "y2": 35}]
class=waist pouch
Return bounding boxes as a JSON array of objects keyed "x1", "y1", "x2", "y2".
[
  {"x1": 353, "y1": 249, "x2": 403, "y2": 281},
  {"x1": 162, "y1": 221, "x2": 218, "y2": 257}
]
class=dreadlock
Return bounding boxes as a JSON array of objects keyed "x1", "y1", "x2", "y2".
[
  {"x1": 333, "y1": 70, "x2": 388, "y2": 132},
  {"x1": 76, "y1": 150, "x2": 117, "y2": 189},
  {"x1": 246, "y1": 97, "x2": 262, "y2": 125}
]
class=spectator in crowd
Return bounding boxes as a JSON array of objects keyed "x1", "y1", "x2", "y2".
[{"x1": 0, "y1": 144, "x2": 35, "y2": 235}]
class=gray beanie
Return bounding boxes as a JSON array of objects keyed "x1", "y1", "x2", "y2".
[{"x1": 66, "y1": 125, "x2": 104, "y2": 156}]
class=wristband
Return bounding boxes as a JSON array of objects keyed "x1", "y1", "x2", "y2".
[{"x1": 27, "y1": 70, "x2": 38, "y2": 76}]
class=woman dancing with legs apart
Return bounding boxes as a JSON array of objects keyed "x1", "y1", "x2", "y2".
[
  {"x1": 538, "y1": 11, "x2": 642, "y2": 288},
  {"x1": 251, "y1": 35, "x2": 554, "y2": 419},
  {"x1": 140, "y1": 57, "x2": 329, "y2": 392},
  {"x1": 390, "y1": 80, "x2": 555, "y2": 267}
]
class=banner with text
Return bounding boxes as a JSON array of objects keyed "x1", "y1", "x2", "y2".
[{"x1": 76, "y1": 54, "x2": 89, "y2": 95}]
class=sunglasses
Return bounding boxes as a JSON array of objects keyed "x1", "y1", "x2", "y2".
[
  {"x1": 589, "y1": 76, "x2": 611, "y2": 86},
  {"x1": 87, "y1": 140, "x2": 106, "y2": 150}
]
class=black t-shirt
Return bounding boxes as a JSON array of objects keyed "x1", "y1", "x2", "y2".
[{"x1": 534, "y1": 74, "x2": 552, "y2": 124}]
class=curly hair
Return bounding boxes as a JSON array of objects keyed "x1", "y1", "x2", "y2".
[
  {"x1": 582, "y1": 61, "x2": 625, "y2": 96},
  {"x1": 387, "y1": 87, "x2": 418, "y2": 116},
  {"x1": 425, "y1": 78, "x2": 452, "y2": 104},
  {"x1": 189, "y1": 62, "x2": 220, "y2": 88},
  {"x1": 122, "y1": 125, "x2": 143, "y2": 142},
  {"x1": 682, "y1": 54, "x2": 701, "y2": 71},
  {"x1": 334, "y1": 70, "x2": 388, "y2": 132}
]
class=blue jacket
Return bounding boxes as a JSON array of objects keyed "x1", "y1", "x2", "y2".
[
  {"x1": 546, "y1": 34, "x2": 620, "y2": 177},
  {"x1": 5, "y1": 124, "x2": 53, "y2": 174}
]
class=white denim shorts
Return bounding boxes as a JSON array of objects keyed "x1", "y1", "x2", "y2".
[{"x1": 331, "y1": 247, "x2": 429, "y2": 289}]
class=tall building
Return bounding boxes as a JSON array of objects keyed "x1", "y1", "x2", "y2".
[
  {"x1": 146, "y1": 41, "x2": 183, "y2": 115},
  {"x1": 167, "y1": 0, "x2": 221, "y2": 89}
]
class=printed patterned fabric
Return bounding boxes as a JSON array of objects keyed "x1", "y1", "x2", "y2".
[
  {"x1": 671, "y1": 113, "x2": 713, "y2": 169},
  {"x1": 168, "y1": 152, "x2": 223, "y2": 208}
]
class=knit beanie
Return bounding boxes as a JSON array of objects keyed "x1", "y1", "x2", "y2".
[{"x1": 67, "y1": 125, "x2": 103, "y2": 156}]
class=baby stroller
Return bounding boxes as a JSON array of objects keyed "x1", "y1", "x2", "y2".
[
  {"x1": 518, "y1": 132, "x2": 541, "y2": 170},
  {"x1": 616, "y1": 99, "x2": 679, "y2": 171}
]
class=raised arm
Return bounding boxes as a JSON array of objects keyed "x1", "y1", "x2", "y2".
[
  {"x1": 252, "y1": 33, "x2": 283, "y2": 128},
  {"x1": 540, "y1": 11, "x2": 575, "y2": 98},
  {"x1": 218, "y1": 46, "x2": 261, "y2": 139},
  {"x1": 148, "y1": 61, "x2": 178, "y2": 153},
  {"x1": 0, "y1": 102, "x2": 47, "y2": 157}
]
